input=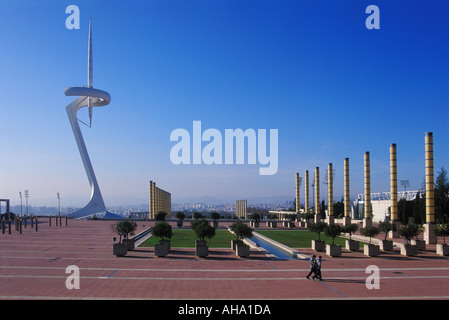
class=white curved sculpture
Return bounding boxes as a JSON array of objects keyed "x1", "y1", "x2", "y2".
[{"x1": 65, "y1": 19, "x2": 112, "y2": 219}]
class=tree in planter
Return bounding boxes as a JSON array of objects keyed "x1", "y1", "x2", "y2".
[
  {"x1": 434, "y1": 224, "x2": 449, "y2": 256},
  {"x1": 300, "y1": 212, "x2": 314, "y2": 225},
  {"x1": 249, "y1": 213, "x2": 261, "y2": 228},
  {"x1": 378, "y1": 221, "x2": 396, "y2": 240},
  {"x1": 342, "y1": 223, "x2": 358, "y2": 241},
  {"x1": 210, "y1": 212, "x2": 220, "y2": 228},
  {"x1": 398, "y1": 224, "x2": 419, "y2": 244},
  {"x1": 324, "y1": 224, "x2": 342, "y2": 245},
  {"x1": 342, "y1": 223, "x2": 359, "y2": 251},
  {"x1": 324, "y1": 224, "x2": 342, "y2": 256},
  {"x1": 308, "y1": 222, "x2": 327, "y2": 241},
  {"x1": 191, "y1": 219, "x2": 215, "y2": 241},
  {"x1": 308, "y1": 222, "x2": 327, "y2": 251},
  {"x1": 151, "y1": 221, "x2": 173, "y2": 241},
  {"x1": 175, "y1": 211, "x2": 186, "y2": 228},
  {"x1": 191, "y1": 219, "x2": 215, "y2": 257},
  {"x1": 398, "y1": 224, "x2": 420, "y2": 256},
  {"x1": 111, "y1": 220, "x2": 137, "y2": 256},
  {"x1": 360, "y1": 225, "x2": 380, "y2": 244},
  {"x1": 111, "y1": 220, "x2": 137, "y2": 243},
  {"x1": 152, "y1": 221, "x2": 171, "y2": 244},
  {"x1": 229, "y1": 221, "x2": 253, "y2": 256},
  {"x1": 155, "y1": 211, "x2": 167, "y2": 221},
  {"x1": 230, "y1": 221, "x2": 253, "y2": 241},
  {"x1": 434, "y1": 224, "x2": 449, "y2": 244},
  {"x1": 151, "y1": 221, "x2": 173, "y2": 257},
  {"x1": 249, "y1": 213, "x2": 260, "y2": 222},
  {"x1": 192, "y1": 211, "x2": 203, "y2": 220},
  {"x1": 378, "y1": 221, "x2": 396, "y2": 251}
]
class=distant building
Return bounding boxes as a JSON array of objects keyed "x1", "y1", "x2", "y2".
[
  {"x1": 149, "y1": 181, "x2": 172, "y2": 219},
  {"x1": 353, "y1": 190, "x2": 424, "y2": 222}
]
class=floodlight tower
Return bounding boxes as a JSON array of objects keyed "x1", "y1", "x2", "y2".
[
  {"x1": 18, "y1": 192, "x2": 22, "y2": 217},
  {"x1": 24, "y1": 190, "x2": 29, "y2": 217},
  {"x1": 64, "y1": 19, "x2": 111, "y2": 219}
]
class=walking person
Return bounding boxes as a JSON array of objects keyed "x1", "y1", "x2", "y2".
[
  {"x1": 312, "y1": 256, "x2": 323, "y2": 281},
  {"x1": 306, "y1": 255, "x2": 317, "y2": 279}
]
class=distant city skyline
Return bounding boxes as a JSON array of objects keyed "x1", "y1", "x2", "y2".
[{"x1": 1, "y1": 1, "x2": 448, "y2": 209}]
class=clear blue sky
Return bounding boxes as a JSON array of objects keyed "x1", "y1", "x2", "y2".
[{"x1": 0, "y1": 0, "x2": 448, "y2": 207}]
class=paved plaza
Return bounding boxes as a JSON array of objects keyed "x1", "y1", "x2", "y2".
[{"x1": 0, "y1": 219, "x2": 448, "y2": 300}]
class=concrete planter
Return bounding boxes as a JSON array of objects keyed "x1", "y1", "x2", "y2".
[
  {"x1": 250, "y1": 221, "x2": 259, "y2": 228},
  {"x1": 312, "y1": 240, "x2": 326, "y2": 252},
  {"x1": 196, "y1": 240, "x2": 207, "y2": 247},
  {"x1": 211, "y1": 221, "x2": 218, "y2": 229},
  {"x1": 159, "y1": 239, "x2": 171, "y2": 250},
  {"x1": 436, "y1": 243, "x2": 449, "y2": 256},
  {"x1": 122, "y1": 239, "x2": 135, "y2": 251},
  {"x1": 196, "y1": 244, "x2": 209, "y2": 258},
  {"x1": 411, "y1": 239, "x2": 426, "y2": 251},
  {"x1": 364, "y1": 244, "x2": 380, "y2": 257},
  {"x1": 379, "y1": 240, "x2": 393, "y2": 251},
  {"x1": 345, "y1": 239, "x2": 359, "y2": 251},
  {"x1": 231, "y1": 240, "x2": 244, "y2": 251},
  {"x1": 113, "y1": 243, "x2": 127, "y2": 257},
  {"x1": 154, "y1": 243, "x2": 169, "y2": 257},
  {"x1": 401, "y1": 244, "x2": 417, "y2": 257},
  {"x1": 236, "y1": 244, "x2": 250, "y2": 257},
  {"x1": 283, "y1": 221, "x2": 294, "y2": 228},
  {"x1": 326, "y1": 244, "x2": 342, "y2": 257}
]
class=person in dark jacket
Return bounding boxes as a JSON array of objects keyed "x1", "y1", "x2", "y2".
[
  {"x1": 306, "y1": 255, "x2": 317, "y2": 279},
  {"x1": 312, "y1": 256, "x2": 322, "y2": 281}
]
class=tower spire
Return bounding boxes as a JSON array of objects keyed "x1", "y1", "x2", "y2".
[
  {"x1": 88, "y1": 18, "x2": 93, "y2": 126},
  {"x1": 88, "y1": 18, "x2": 93, "y2": 88}
]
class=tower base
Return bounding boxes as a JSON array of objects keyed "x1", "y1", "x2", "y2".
[{"x1": 424, "y1": 223, "x2": 437, "y2": 244}]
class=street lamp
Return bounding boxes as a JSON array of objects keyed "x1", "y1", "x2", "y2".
[
  {"x1": 57, "y1": 192, "x2": 61, "y2": 216},
  {"x1": 400, "y1": 180, "x2": 410, "y2": 200},
  {"x1": 19, "y1": 192, "x2": 22, "y2": 217},
  {"x1": 24, "y1": 190, "x2": 29, "y2": 216}
]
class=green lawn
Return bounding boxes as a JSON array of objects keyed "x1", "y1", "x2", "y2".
[
  {"x1": 139, "y1": 229, "x2": 236, "y2": 248},
  {"x1": 139, "y1": 228, "x2": 365, "y2": 249},
  {"x1": 256, "y1": 230, "x2": 365, "y2": 248}
]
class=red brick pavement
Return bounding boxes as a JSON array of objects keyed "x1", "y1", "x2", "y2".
[{"x1": 0, "y1": 220, "x2": 448, "y2": 300}]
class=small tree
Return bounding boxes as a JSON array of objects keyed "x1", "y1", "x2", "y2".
[
  {"x1": 342, "y1": 223, "x2": 358, "y2": 241},
  {"x1": 398, "y1": 224, "x2": 420, "y2": 244},
  {"x1": 434, "y1": 224, "x2": 449, "y2": 244},
  {"x1": 155, "y1": 211, "x2": 167, "y2": 221},
  {"x1": 210, "y1": 212, "x2": 220, "y2": 222},
  {"x1": 360, "y1": 225, "x2": 380, "y2": 244},
  {"x1": 324, "y1": 224, "x2": 342, "y2": 245},
  {"x1": 308, "y1": 222, "x2": 327, "y2": 241},
  {"x1": 378, "y1": 221, "x2": 396, "y2": 241},
  {"x1": 191, "y1": 219, "x2": 215, "y2": 242},
  {"x1": 175, "y1": 211, "x2": 186, "y2": 221},
  {"x1": 111, "y1": 220, "x2": 137, "y2": 243},
  {"x1": 249, "y1": 213, "x2": 261, "y2": 223},
  {"x1": 193, "y1": 211, "x2": 203, "y2": 220},
  {"x1": 267, "y1": 213, "x2": 277, "y2": 220},
  {"x1": 151, "y1": 221, "x2": 172, "y2": 241},
  {"x1": 230, "y1": 221, "x2": 253, "y2": 241},
  {"x1": 300, "y1": 212, "x2": 314, "y2": 224}
]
